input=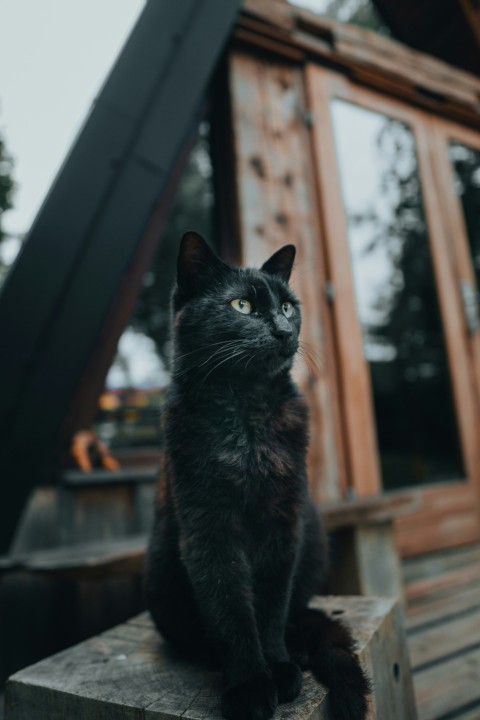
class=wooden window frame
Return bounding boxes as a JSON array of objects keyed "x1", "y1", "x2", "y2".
[
  {"x1": 306, "y1": 68, "x2": 480, "y2": 555},
  {"x1": 229, "y1": 4, "x2": 480, "y2": 555}
]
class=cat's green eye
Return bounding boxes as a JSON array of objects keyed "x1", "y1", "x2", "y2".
[
  {"x1": 230, "y1": 298, "x2": 252, "y2": 315},
  {"x1": 282, "y1": 302, "x2": 294, "y2": 318}
]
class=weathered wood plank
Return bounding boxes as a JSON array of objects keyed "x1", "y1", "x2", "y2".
[
  {"x1": 403, "y1": 544, "x2": 480, "y2": 719},
  {"x1": 451, "y1": 700, "x2": 480, "y2": 720},
  {"x1": 62, "y1": 467, "x2": 157, "y2": 487},
  {"x1": 240, "y1": 0, "x2": 480, "y2": 128},
  {"x1": 405, "y1": 561, "x2": 480, "y2": 602},
  {"x1": 9, "y1": 488, "x2": 59, "y2": 555},
  {"x1": 323, "y1": 493, "x2": 420, "y2": 530},
  {"x1": 403, "y1": 544, "x2": 480, "y2": 584},
  {"x1": 5, "y1": 597, "x2": 417, "y2": 720},
  {"x1": 6, "y1": 535, "x2": 147, "y2": 579},
  {"x1": 409, "y1": 607, "x2": 480, "y2": 669},
  {"x1": 414, "y1": 647, "x2": 480, "y2": 720},
  {"x1": 406, "y1": 581, "x2": 480, "y2": 632},
  {"x1": 396, "y1": 489, "x2": 480, "y2": 558}
]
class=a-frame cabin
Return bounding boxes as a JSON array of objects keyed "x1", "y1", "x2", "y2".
[{"x1": 1, "y1": 1, "x2": 480, "y2": 717}]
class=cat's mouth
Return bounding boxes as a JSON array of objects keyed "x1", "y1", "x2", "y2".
[{"x1": 261, "y1": 342, "x2": 297, "y2": 373}]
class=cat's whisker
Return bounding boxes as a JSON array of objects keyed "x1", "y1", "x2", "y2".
[
  {"x1": 200, "y1": 349, "x2": 248, "y2": 384},
  {"x1": 244, "y1": 354, "x2": 255, "y2": 372},
  {"x1": 196, "y1": 342, "x2": 244, "y2": 369},
  {"x1": 298, "y1": 341, "x2": 326, "y2": 369},
  {"x1": 179, "y1": 344, "x2": 246, "y2": 384},
  {"x1": 174, "y1": 341, "x2": 244, "y2": 377},
  {"x1": 296, "y1": 346, "x2": 328, "y2": 381},
  {"x1": 174, "y1": 338, "x2": 240, "y2": 361}
]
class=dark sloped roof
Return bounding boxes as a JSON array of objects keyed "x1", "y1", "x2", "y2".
[
  {"x1": 373, "y1": 0, "x2": 480, "y2": 75},
  {"x1": 0, "y1": 0, "x2": 241, "y2": 553}
]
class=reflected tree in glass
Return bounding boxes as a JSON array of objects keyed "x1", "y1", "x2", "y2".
[
  {"x1": 448, "y1": 142, "x2": 480, "y2": 290},
  {"x1": 287, "y1": 0, "x2": 390, "y2": 35},
  {"x1": 332, "y1": 101, "x2": 463, "y2": 489}
]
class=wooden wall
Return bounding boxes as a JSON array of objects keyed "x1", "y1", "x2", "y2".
[{"x1": 228, "y1": 51, "x2": 346, "y2": 502}]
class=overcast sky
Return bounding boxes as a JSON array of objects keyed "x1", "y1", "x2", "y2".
[
  {"x1": 0, "y1": 0, "x2": 145, "y2": 242},
  {"x1": 0, "y1": 0, "x2": 328, "y2": 246}
]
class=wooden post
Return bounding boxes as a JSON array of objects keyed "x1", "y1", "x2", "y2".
[
  {"x1": 329, "y1": 524, "x2": 404, "y2": 599},
  {"x1": 5, "y1": 597, "x2": 417, "y2": 720}
]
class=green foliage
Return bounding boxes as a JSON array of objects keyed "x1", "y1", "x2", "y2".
[
  {"x1": 322, "y1": 0, "x2": 390, "y2": 35},
  {"x1": 347, "y1": 118, "x2": 480, "y2": 487},
  {"x1": 0, "y1": 134, "x2": 14, "y2": 245}
]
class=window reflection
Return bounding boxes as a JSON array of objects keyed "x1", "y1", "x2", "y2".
[
  {"x1": 448, "y1": 142, "x2": 480, "y2": 289},
  {"x1": 331, "y1": 100, "x2": 463, "y2": 489},
  {"x1": 94, "y1": 122, "x2": 215, "y2": 449}
]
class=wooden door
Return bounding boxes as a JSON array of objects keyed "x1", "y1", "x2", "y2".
[
  {"x1": 228, "y1": 51, "x2": 348, "y2": 504},
  {"x1": 307, "y1": 68, "x2": 480, "y2": 556}
]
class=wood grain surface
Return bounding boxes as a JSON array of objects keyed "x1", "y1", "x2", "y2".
[{"x1": 5, "y1": 597, "x2": 417, "y2": 720}]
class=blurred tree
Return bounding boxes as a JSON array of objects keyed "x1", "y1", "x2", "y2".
[
  {"x1": 0, "y1": 133, "x2": 15, "y2": 245},
  {"x1": 449, "y1": 142, "x2": 480, "y2": 289},
  {"x1": 322, "y1": 0, "x2": 390, "y2": 34},
  {"x1": 348, "y1": 118, "x2": 465, "y2": 487}
]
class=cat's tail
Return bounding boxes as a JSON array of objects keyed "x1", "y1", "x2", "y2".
[{"x1": 291, "y1": 608, "x2": 371, "y2": 720}]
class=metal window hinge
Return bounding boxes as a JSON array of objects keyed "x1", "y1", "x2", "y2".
[{"x1": 325, "y1": 281, "x2": 335, "y2": 305}]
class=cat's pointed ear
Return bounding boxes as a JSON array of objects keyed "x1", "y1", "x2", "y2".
[
  {"x1": 261, "y1": 245, "x2": 296, "y2": 283},
  {"x1": 177, "y1": 231, "x2": 223, "y2": 292}
]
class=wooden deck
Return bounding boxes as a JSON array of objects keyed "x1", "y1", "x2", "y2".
[
  {"x1": 2, "y1": 542, "x2": 480, "y2": 720},
  {"x1": 404, "y1": 543, "x2": 480, "y2": 720}
]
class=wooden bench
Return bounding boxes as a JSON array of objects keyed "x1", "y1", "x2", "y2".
[
  {"x1": 0, "y1": 476, "x2": 418, "y2": 687},
  {"x1": 323, "y1": 492, "x2": 420, "y2": 599},
  {"x1": 5, "y1": 596, "x2": 418, "y2": 720},
  {"x1": 3, "y1": 491, "x2": 418, "y2": 592}
]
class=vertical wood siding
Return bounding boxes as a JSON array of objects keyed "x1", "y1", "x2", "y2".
[{"x1": 229, "y1": 51, "x2": 344, "y2": 501}]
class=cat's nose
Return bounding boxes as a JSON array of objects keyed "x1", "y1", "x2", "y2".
[{"x1": 271, "y1": 314, "x2": 293, "y2": 338}]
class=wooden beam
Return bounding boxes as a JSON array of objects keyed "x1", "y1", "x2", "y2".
[
  {"x1": 373, "y1": 0, "x2": 480, "y2": 75},
  {"x1": 238, "y1": 0, "x2": 480, "y2": 129},
  {"x1": 0, "y1": 0, "x2": 242, "y2": 553}
]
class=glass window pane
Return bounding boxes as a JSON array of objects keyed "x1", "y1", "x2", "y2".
[
  {"x1": 331, "y1": 100, "x2": 463, "y2": 490},
  {"x1": 94, "y1": 122, "x2": 215, "y2": 450},
  {"x1": 448, "y1": 142, "x2": 480, "y2": 289}
]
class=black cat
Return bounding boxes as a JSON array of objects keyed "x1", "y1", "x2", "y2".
[{"x1": 146, "y1": 232, "x2": 370, "y2": 720}]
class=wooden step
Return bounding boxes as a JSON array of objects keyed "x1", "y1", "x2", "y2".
[
  {"x1": 406, "y1": 582, "x2": 480, "y2": 632},
  {"x1": 414, "y1": 646, "x2": 480, "y2": 720},
  {"x1": 2, "y1": 535, "x2": 147, "y2": 578},
  {"x1": 409, "y1": 607, "x2": 480, "y2": 669},
  {"x1": 404, "y1": 543, "x2": 480, "y2": 720}
]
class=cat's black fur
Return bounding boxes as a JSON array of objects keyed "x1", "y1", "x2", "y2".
[{"x1": 146, "y1": 232, "x2": 370, "y2": 720}]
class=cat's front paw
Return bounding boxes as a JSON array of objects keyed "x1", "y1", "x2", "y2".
[
  {"x1": 271, "y1": 661, "x2": 303, "y2": 703},
  {"x1": 221, "y1": 673, "x2": 278, "y2": 720}
]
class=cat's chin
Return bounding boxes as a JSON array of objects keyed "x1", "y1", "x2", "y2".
[{"x1": 266, "y1": 355, "x2": 295, "y2": 377}]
